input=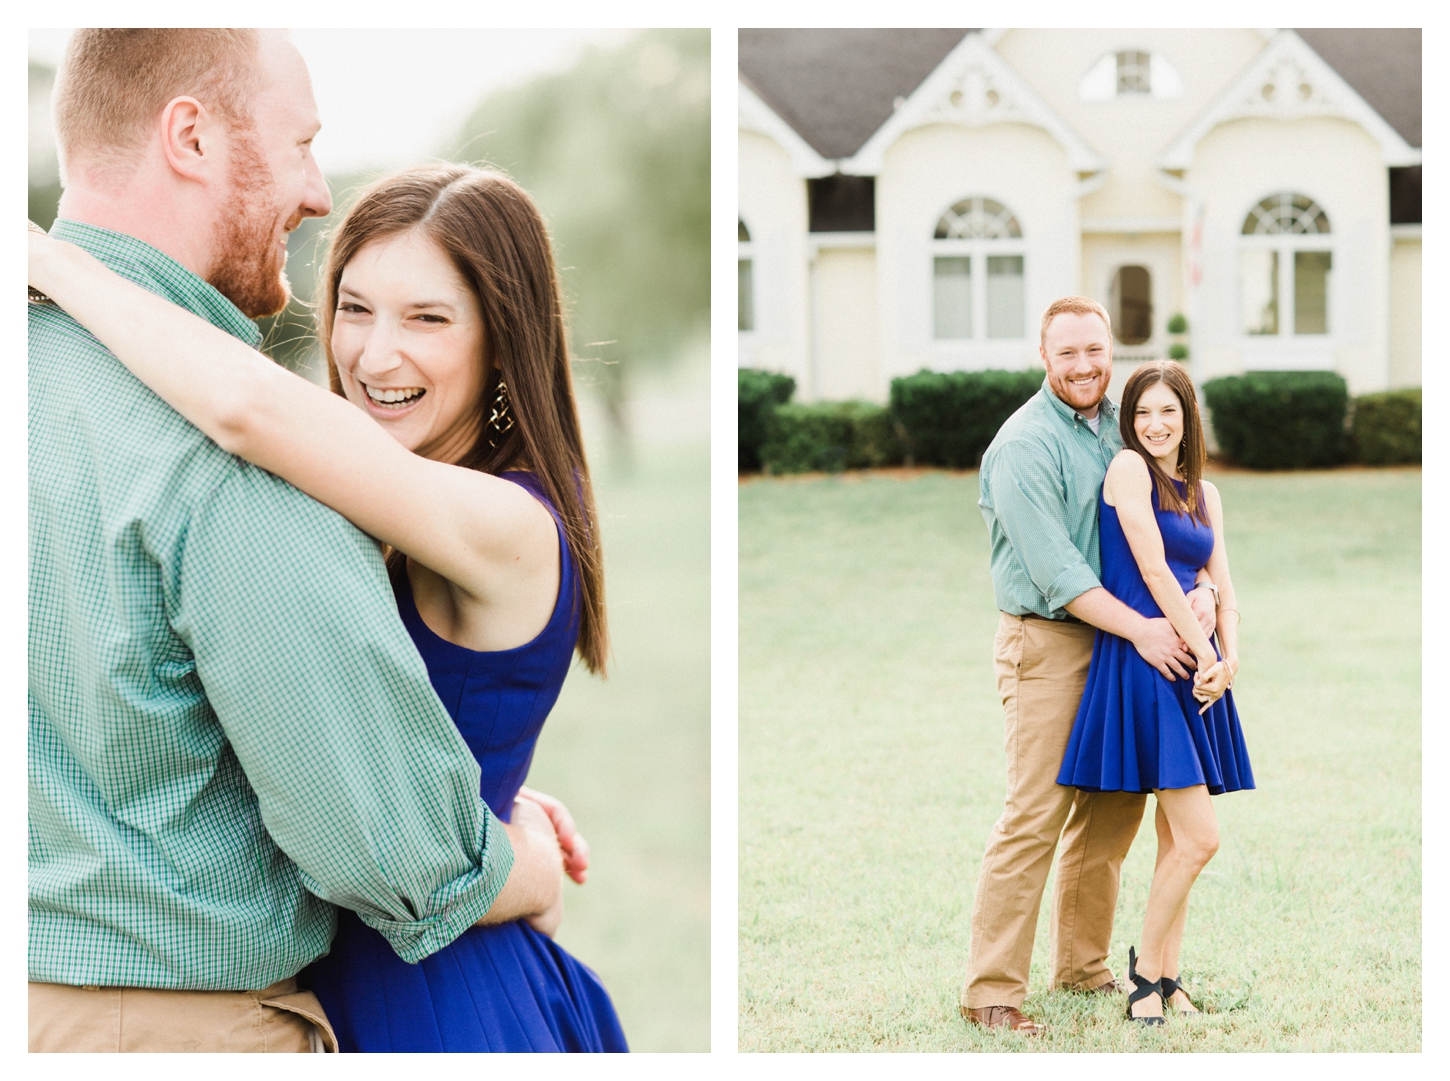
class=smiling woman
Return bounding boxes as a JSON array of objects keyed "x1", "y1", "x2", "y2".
[{"x1": 27, "y1": 161, "x2": 628, "y2": 1052}]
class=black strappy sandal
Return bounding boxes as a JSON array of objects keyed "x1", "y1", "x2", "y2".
[
  {"x1": 1125, "y1": 946, "x2": 1166, "y2": 1026},
  {"x1": 1160, "y1": 974, "x2": 1201, "y2": 1015}
]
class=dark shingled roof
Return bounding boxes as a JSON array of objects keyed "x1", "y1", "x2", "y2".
[
  {"x1": 741, "y1": 28, "x2": 1422, "y2": 156},
  {"x1": 1294, "y1": 28, "x2": 1421, "y2": 147},
  {"x1": 738, "y1": 29, "x2": 973, "y2": 159}
]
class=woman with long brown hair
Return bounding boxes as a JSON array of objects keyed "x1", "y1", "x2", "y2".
[
  {"x1": 27, "y1": 164, "x2": 625, "y2": 1051},
  {"x1": 1057, "y1": 360, "x2": 1254, "y2": 1026}
]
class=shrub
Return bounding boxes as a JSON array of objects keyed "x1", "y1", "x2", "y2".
[
  {"x1": 1201, "y1": 371, "x2": 1348, "y2": 469},
  {"x1": 759, "y1": 401, "x2": 905, "y2": 475},
  {"x1": 1166, "y1": 313, "x2": 1189, "y2": 334},
  {"x1": 1350, "y1": 388, "x2": 1420, "y2": 465},
  {"x1": 1168, "y1": 343, "x2": 1189, "y2": 361},
  {"x1": 738, "y1": 368, "x2": 796, "y2": 471},
  {"x1": 889, "y1": 369, "x2": 1043, "y2": 467}
]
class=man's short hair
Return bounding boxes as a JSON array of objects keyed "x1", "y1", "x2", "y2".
[
  {"x1": 1039, "y1": 296, "x2": 1112, "y2": 350},
  {"x1": 53, "y1": 29, "x2": 262, "y2": 182}
]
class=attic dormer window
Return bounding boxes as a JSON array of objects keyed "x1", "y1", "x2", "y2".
[
  {"x1": 1117, "y1": 51, "x2": 1151, "y2": 94},
  {"x1": 1079, "y1": 50, "x2": 1183, "y2": 101}
]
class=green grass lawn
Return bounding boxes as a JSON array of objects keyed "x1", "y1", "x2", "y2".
[
  {"x1": 739, "y1": 466, "x2": 1420, "y2": 1052},
  {"x1": 524, "y1": 439, "x2": 709, "y2": 1051}
]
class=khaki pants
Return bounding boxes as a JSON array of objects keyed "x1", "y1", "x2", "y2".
[
  {"x1": 28, "y1": 977, "x2": 338, "y2": 1052},
  {"x1": 962, "y1": 614, "x2": 1147, "y2": 1010}
]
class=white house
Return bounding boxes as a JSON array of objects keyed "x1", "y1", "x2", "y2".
[{"x1": 738, "y1": 28, "x2": 1421, "y2": 402}]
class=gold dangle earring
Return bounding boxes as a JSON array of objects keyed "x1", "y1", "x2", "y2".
[{"x1": 488, "y1": 376, "x2": 515, "y2": 448}]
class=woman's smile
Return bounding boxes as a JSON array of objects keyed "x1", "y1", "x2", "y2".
[{"x1": 362, "y1": 383, "x2": 427, "y2": 412}]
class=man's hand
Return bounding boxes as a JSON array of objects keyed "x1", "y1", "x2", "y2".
[
  {"x1": 478, "y1": 797, "x2": 564, "y2": 934},
  {"x1": 517, "y1": 785, "x2": 590, "y2": 885},
  {"x1": 1130, "y1": 617, "x2": 1196, "y2": 681},
  {"x1": 1187, "y1": 586, "x2": 1217, "y2": 638}
]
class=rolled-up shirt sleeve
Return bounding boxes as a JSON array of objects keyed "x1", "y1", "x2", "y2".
[
  {"x1": 173, "y1": 464, "x2": 512, "y2": 964},
  {"x1": 989, "y1": 439, "x2": 1103, "y2": 611}
]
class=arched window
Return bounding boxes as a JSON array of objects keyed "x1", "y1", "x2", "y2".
[
  {"x1": 1110, "y1": 265, "x2": 1153, "y2": 345},
  {"x1": 738, "y1": 219, "x2": 754, "y2": 332},
  {"x1": 932, "y1": 197, "x2": 1026, "y2": 341},
  {"x1": 1239, "y1": 193, "x2": 1332, "y2": 336}
]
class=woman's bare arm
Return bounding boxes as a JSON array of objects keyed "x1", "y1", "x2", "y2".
[
  {"x1": 1102, "y1": 451, "x2": 1218, "y2": 672},
  {"x1": 29, "y1": 230, "x2": 556, "y2": 604},
  {"x1": 1200, "y1": 481, "x2": 1239, "y2": 676}
]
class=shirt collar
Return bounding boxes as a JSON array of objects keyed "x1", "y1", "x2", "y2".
[
  {"x1": 1039, "y1": 376, "x2": 1116, "y2": 431},
  {"x1": 50, "y1": 219, "x2": 263, "y2": 349}
]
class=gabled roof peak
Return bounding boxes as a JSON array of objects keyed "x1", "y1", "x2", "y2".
[
  {"x1": 1158, "y1": 29, "x2": 1420, "y2": 169},
  {"x1": 844, "y1": 31, "x2": 1105, "y2": 175}
]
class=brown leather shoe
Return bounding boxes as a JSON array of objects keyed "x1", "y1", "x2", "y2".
[
  {"x1": 962, "y1": 1005, "x2": 1043, "y2": 1035},
  {"x1": 1082, "y1": 977, "x2": 1127, "y2": 995}
]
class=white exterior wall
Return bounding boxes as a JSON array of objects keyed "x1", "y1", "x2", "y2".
[
  {"x1": 811, "y1": 245, "x2": 880, "y2": 402},
  {"x1": 997, "y1": 29, "x2": 1266, "y2": 227},
  {"x1": 1189, "y1": 116, "x2": 1390, "y2": 394},
  {"x1": 875, "y1": 122, "x2": 1076, "y2": 394},
  {"x1": 1389, "y1": 235, "x2": 1421, "y2": 389},
  {"x1": 738, "y1": 130, "x2": 810, "y2": 387}
]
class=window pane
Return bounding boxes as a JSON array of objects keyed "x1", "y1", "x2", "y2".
[
  {"x1": 933, "y1": 257, "x2": 973, "y2": 339},
  {"x1": 1294, "y1": 251, "x2": 1331, "y2": 334},
  {"x1": 738, "y1": 259, "x2": 754, "y2": 331},
  {"x1": 1110, "y1": 265, "x2": 1152, "y2": 345},
  {"x1": 1116, "y1": 50, "x2": 1151, "y2": 94},
  {"x1": 1240, "y1": 249, "x2": 1278, "y2": 335},
  {"x1": 986, "y1": 255, "x2": 1025, "y2": 339}
]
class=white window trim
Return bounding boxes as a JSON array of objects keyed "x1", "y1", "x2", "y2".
[
  {"x1": 1238, "y1": 231, "x2": 1335, "y2": 343},
  {"x1": 930, "y1": 237, "x2": 1029, "y2": 345}
]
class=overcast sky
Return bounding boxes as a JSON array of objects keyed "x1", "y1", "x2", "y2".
[{"x1": 29, "y1": 28, "x2": 633, "y2": 175}]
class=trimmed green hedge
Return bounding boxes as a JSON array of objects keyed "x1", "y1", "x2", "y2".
[
  {"x1": 889, "y1": 369, "x2": 1043, "y2": 468},
  {"x1": 759, "y1": 401, "x2": 906, "y2": 475},
  {"x1": 1202, "y1": 371, "x2": 1348, "y2": 470},
  {"x1": 1351, "y1": 388, "x2": 1421, "y2": 465},
  {"x1": 738, "y1": 368, "x2": 796, "y2": 471}
]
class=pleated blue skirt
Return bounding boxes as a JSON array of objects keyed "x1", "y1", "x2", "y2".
[
  {"x1": 1057, "y1": 630, "x2": 1255, "y2": 795},
  {"x1": 304, "y1": 908, "x2": 628, "y2": 1053}
]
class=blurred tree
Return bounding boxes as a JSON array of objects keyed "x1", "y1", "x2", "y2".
[{"x1": 447, "y1": 29, "x2": 710, "y2": 450}]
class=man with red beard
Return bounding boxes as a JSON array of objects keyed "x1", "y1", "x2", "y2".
[
  {"x1": 960, "y1": 297, "x2": 1219, "y2": 1034},
  {"x1": 29, "y1": 29, "x2": 568, "y2": 1052}
]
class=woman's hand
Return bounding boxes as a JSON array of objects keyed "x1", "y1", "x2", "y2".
[
  {"x1": 1192, "y1": 659, "x2": 1233, "y2": 713},
  {"x1": 517, "y1": 785, "x2": 590, "y2": 885}
]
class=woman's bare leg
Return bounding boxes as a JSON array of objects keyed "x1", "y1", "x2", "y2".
[
  {"x1": 1160, "y1": 897, "x2": 1199, "y2": 1012},
  {"x1": 1152, "y1": 800, "x2": 1198, "y2": 1009},
  {"x1": 1131, "y1": 786, "x2": 1218, "y2": 1019}
]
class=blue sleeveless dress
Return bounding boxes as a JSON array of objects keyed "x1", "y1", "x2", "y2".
[
  {"x1": 303, "y1": 472, "x2": 628, "y2": 1053},
  {"x1": 1057, "y1": 479, "x2": 1254, "y2": 795}
]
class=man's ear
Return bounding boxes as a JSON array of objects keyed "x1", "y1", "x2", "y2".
[{"x1": 158, "y1": 96, "x2": 215, "y2": 183}]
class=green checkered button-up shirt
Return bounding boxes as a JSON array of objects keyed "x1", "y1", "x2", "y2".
[
  {"x1": 978, "y1": 379, "x2": 1122, "y2": 619},
  {"x1": 29, "y1": 220, "x2": 512, "y2": 990}
]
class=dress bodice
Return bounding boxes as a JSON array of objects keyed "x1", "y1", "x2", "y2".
[
  {"x1": 389, "y1": 471, "x2": 579, "y2": 822},
  {"x1": 1097, "y1": 478, "x2": 1214, "y2": 618}
]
